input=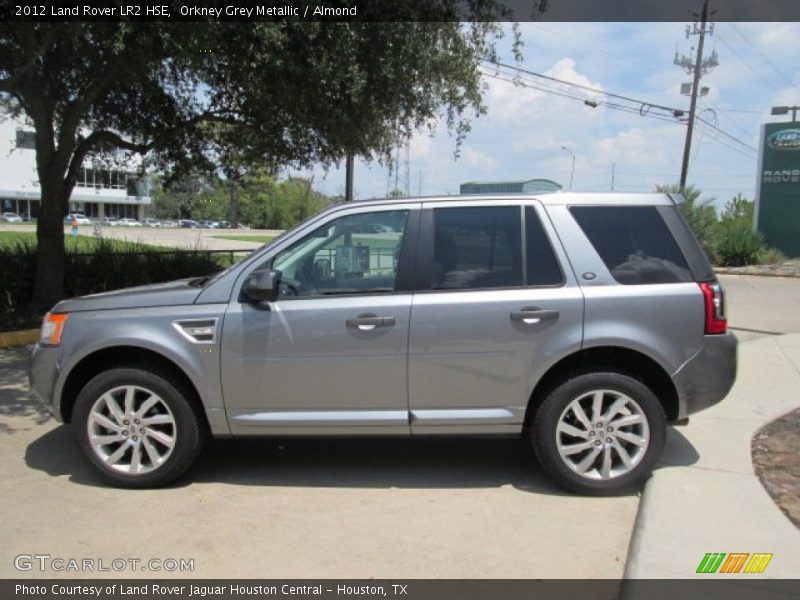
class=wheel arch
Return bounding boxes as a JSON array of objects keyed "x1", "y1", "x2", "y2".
[
  {"x1": 525, "y1": 346, "x2": 680, "y2": 427},
  {"x1": 59, "y1": 345, "x2": 208, "y2": 430}
]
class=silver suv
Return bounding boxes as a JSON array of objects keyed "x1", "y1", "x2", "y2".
[{"x1": 29, "y1": 193, "x2": 737, "y2": 494}]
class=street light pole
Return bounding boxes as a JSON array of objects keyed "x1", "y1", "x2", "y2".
[
  {"x1": 561, "y1": 146, "x2": 575, "y2": 191},
  {"x1": 771, "y1": 105, "x2": 800, "y2": 122}
]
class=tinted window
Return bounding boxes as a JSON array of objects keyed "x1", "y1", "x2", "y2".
[
  {"x1": 571, "y1": 206, "x2": 692, "y2": 285},
  {"x1": 525, "y1": 206, "x2": 564, "y2": 286},
  {"x1": 272, "y1": 210, "x2": 409, "y2": 297},
  {"x1": 432, "y1": 206, "x2": 522, "y2": 290}
]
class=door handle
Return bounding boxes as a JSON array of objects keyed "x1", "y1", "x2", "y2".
[
  {"x1": 510, "y1": 307, "x2": 560, "y2": 324},
  {"x1": 346, "y1": 314, "x2": 396, "y2": 331}
]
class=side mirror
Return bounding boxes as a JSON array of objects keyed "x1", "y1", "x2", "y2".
[{"x1": 241, "y1": 268, "x2": 282, "y2": 303}]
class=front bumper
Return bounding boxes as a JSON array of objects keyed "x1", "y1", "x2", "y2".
[
  {"x1": 29, "y1": 343, "x2": 63, "y2": 422},
  {"x1": 672, "y1": 332, "x2": 738, "y2": 419}
]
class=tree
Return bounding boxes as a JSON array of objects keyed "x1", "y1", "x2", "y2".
[
  {"x1": 0, "y1": 11, "x2": 529, "y2": 308},
  {"x1": 655, "y1": 184, "x2": 718, "y2": 253}
]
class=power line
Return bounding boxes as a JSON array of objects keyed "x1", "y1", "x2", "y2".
[
  {"x1": 482, "y1": 58, "x2": 685, "y2": 118},
  {"x1": 727, "y1": 23, "x2": 794, "y2": 88},
  {"x1": 694, "y1": 114, "x2": 757, "y2": 153},
  {"x1": 481, "y1": 58, "x2": 759, "y2": 161},
  {"x1": 715, "y1": 33, "x2": 782, "y2": 93}
]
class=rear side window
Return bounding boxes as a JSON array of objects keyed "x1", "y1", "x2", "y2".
[
  {"x1": 525, "y1": 206, "x2": 564, "y2": 286},
  {"x1": 570, "y1": 206, "x2": 692, "y2": 285},
  {"x1": 432, "y1": 206, "x2": 522, "y2": 290}
]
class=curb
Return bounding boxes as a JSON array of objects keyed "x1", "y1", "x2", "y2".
[
  {"x1": 716, "y1": 269, "x2": 800, "y2": 279},
  {"x1": 0, "y1": 328, "x2": 38, "y2": 348},
  {"x1": 622, "y1": 334, "x2": 800, "y2": 580}
]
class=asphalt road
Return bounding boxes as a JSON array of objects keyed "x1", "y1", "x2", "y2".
[{"x1": 0, "y1": 274, "x2": 798, "y2": 579}]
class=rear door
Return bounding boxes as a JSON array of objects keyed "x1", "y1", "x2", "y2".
[{"x1": 407, "y1": 199, "x2": 584, "y2": 434}]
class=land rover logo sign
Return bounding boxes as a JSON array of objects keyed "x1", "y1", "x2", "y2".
[{"x1": 768, "y1": 129, "x2": 800, "y2": 150}]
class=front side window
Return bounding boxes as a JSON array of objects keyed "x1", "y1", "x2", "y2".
[
  {"x1": 431, "y1": 206, "x2": 522, "y2": 290},
  {"x1": 271, "y1": 210, "x2": 409, "y2": 297}
]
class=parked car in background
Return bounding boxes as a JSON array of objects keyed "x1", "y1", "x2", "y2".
[
  {"x1": 178, "y1": 219, "x2": 199, "y2": 229},
  {"x1": 216, "y1": 220, "x2": 231, "y2": 229},
  {"x1": 64, "y1": 213, "x2": 92, "y2": 225},
  {"x1": 0, "y1": 212, "x2": 23, "y2": 223},
  {"x1": 102, "y1": 217, "x2": 119, "y2": 226},
  {"x1": 196, "y1": 220, "x2": 218, "y2": 229},
  {"x1": 143, "y1": 218, "x2": 162, "y2": 227},
  {"x1": 30, "y1": 192, "x2": 737, "y2": 493},
  {"x1": 160, "y1": 220, "x2": 178, "y2": 228},
  {"x1": 117, "y1": 218, "x2": 142, "y2": 227}
]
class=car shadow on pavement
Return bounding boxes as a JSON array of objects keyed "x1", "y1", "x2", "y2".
[
  {"x1": 24, "y1": 425, "x2": 698, "y2": 496},
  {"x1": 0, "y1": 347, "x2": 53, "y2": 434}
]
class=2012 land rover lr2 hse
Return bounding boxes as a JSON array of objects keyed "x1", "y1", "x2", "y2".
[{"x1": 30, "y1": 193, "x2": 737, "y2": 494}]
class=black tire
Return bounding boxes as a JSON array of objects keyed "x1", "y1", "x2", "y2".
[
  {"x1": 73, "y1": 367, "x2": 205, "y2": 488},
  {"x1": 531, "y1": 371, "x2": 666, "y2": 496}
]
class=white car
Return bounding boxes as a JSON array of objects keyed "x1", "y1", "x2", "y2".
[
  {"x1": 102, "y1": 217, "x2": 120, "y2": 226},
  {"x1": 64, "y1": 213, "x2": 92, "y2": 225},
  {"x1": 117, "y1": 218, "x2": 142, "y2": 227},
  {"x1": 143, "y1": 218, "x2": 162, "y2": 227},
  {"x1": 0, "y1": 212, "x2": 23, "y2": 223}
]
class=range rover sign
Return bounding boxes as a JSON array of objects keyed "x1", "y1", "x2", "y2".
[
  {"x1": 756, "y1": 122, "x2": 800, "y2": 256},
  {"x1": 768, "y1": 129, "x2": 800, "y2": 151}
]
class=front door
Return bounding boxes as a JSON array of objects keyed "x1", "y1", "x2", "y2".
[{"x1": 222, "y1": 205, "x2": 419, "y2": 435}]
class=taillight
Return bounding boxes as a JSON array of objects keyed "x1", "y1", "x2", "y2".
[{"x1": 699, "y1": 282, "x2": 727, "y2": 335}]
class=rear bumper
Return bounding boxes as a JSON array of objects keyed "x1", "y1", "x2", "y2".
[{"x1": 672, "y1": 332, "x2": 738, "y2": 419}]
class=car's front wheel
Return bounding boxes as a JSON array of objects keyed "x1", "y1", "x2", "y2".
[
  {"x1": 531, "y1": 371, "x2": 666, "y2": 495},
  {"x1": 73, "y1": 367, "x2": 204, "y2": 488}
]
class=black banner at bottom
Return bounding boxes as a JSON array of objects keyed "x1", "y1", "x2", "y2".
[{"x1": 5, "y1": 580, "x2": 800, "y2": 600}]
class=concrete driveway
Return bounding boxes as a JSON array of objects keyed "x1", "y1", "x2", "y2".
[
  {"x1": 1, "y1": 274, "x2": 798, "y2": 579},
  {"x1": 0, "y1": 344, "x2": 639, "y2": 579}
]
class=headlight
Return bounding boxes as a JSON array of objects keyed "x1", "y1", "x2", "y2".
[{"x1": 40, "y1": 312, "x2": 69, "y2": 346}]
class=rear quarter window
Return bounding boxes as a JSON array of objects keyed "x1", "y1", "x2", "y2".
[{"x1": 570, "y1": 206, "x2": 693, "y2": 285}]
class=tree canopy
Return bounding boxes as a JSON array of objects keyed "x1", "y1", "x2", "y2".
[{"x1": 0, "y1": 10, "x2": 529, "y2": 308}]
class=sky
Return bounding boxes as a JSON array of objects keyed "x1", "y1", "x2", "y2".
[{"x1": 289, "y1": 22, "x2": 800, "y2": 211}]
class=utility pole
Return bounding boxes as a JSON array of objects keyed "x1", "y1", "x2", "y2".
[
  {"x1": 561, "y1": 146, "x2": 575, "y2": 191},
  {"x1": 611, "y1": 162, "x2": 615, "y2": 191},
  {"x1": 676, "y1": 0, "x2": 718, "y2": 191}
]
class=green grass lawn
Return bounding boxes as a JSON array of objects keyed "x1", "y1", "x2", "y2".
[
  {"x1": 0, "y1": 232, "x2": 157, "y2": 252},
  {"x1": 212, "y1": 234, "x2": 276, "y2": 244}
]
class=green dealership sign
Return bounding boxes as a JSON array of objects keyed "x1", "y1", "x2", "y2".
[{"x1": 755, "y1": 122, "x2": 800, "y2": 257}]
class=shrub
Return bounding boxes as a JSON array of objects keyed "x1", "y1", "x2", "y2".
[
  {"x1": 712, "y1": 219, "x2": 766, "y2": 267},
  {"x1": 757, "y1": 247, "x2": 787, "y2": 266},
  {"x1": 0, "y1": 238, "x2": 223, "y2": 313}
]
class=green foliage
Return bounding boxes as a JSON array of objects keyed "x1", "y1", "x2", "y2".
[
  {"x1": 757, "y1": 247, "x2": 787, "y2": 265},
  {"x1": 713, "y1": 194, "x2": 765, "y2": 267},
  {"x1": 656, "y1": 185, "x2": 777, "y2": 267},
  {"x1": 0, "y1": 238, "x2": 222, "y2": 312},
  {"x1": 655, "y1": 184, "x2": 717, "y2": 257},
  {"x1": 1, "y1": 13, "x2": 528, "y2": 306},
  {"x1": 713, "y1": 219, "x2": 766, "y2": 267},
  {"x1": 153, "y1": 170, "x2": 336, "y2": 229}
]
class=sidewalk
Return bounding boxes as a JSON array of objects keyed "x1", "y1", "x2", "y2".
[{"x1": 625, "y1": 334, "x2": 800, "y2": 579}]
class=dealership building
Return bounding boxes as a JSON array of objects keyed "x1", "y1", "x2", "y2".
[
  {"x1": 0, "y1": 113, "x2": 151, "y2": 220},
  {"x1": 459, "y1": 178, "x2": 562, "y2": 195}
]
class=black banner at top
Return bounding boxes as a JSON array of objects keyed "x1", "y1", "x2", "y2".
[{"x1": 2, "y1": 0, "x2": 800, "y2": 22}]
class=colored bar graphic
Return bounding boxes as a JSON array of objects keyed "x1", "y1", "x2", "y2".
[
  {"x1": 744, "y1": 553, "x2": 773, "y2": 574},
  {"x1": 697, "y1": 552, "x2": 773, "y2": 574},
  {"x1": 720, "y1": 553, "x2": 749, "y2": 573}
]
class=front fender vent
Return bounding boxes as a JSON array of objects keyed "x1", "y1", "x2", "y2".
[{"x1": 173, "y1": 319, "x2": 218, "y2": 344}]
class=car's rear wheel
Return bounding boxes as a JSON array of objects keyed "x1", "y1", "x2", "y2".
[
  {"x1": 531, "y1": 371, "x2": 666, "y2": 495},
  {"x1": 73, "y1": 367, "x2": 204, "y2": 488}
]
